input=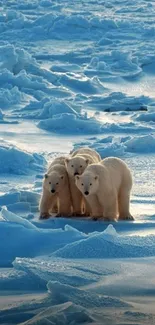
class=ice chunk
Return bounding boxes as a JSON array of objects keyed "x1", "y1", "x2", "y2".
[
  {"x1": 39, "y1": 99, "x2": 78, "y2": 119},
  {"x1": 103, "y1": 224, "x2": 118, "y2": 236},
  {"x1": 52, "y1": 228, "x2": 155, "y2": 259},
  {"x1": 0, "y1": 218, "x2": 86, "y2": 267},
  {"x1": 135, "y1": 111, "x2": 155, "y2": 122},
  {"x1": 38, "y1": 113, "x2": 104, "y2": 135},
  {"x1": 0, "y1": 86, "x2": 26, "y2": 109},
  {"x1": 47, "y1": 280, "x2": 129, "y2": 308},
  {"x1": 0, "y1": 268, "x2": 46, "y2": 291},
  {"x1": 0, "y1": 141, "x2": 45, "y2": 174},
  {"x1": 0, "y1": 191, "x2": 20, "y2": 206},
  {"x1": 125, "y1": 135, "x2": 155, "y2": 154},
  {"x1": 1, "y1": 207, "x2": 37, "y2": 230},
  {"x1": 0, "y1": 44, "x2": 37, "y2": 74},
  {"x1": 13, "y1": 255, "x2": 108, "y2": 287}
]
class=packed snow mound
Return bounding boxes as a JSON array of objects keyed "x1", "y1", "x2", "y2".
[
  {"x1": 0, "y1": 141, "x2": 45, "y2": 174},
  {"x1": 52, "y1": 226, "x2": 155, "y2": 259}
]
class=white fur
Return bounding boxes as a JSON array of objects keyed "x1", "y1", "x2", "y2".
[
  {"x1": 39, "y1": 156, "x2": 72, "y2": 218},
  {"x1": 75, "y1": 157, "x2": 133, "y2": 221},
  {"x1": 65, "y1": 147, "x2": 101, "y2": 216}
]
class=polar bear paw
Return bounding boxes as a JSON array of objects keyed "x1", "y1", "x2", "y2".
[
  {"x1": 119, "y1": 214, "x2": 134, "y2": 221},
  {"x1": 39, "y1": 213, "x2": 50, "y2": 219}
]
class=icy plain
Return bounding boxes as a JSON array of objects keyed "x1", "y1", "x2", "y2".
[{"x1": 0, "y1": 0, "x2": 155, "y2": 324}]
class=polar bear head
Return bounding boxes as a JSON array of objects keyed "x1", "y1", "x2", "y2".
[
  {"x1": 75, "y1": 172, "x2": 99, "y2": 196},
  {"x1": 65, "y1": 156, "x2": 89, "y2": 177},
  {"x1": 43, "y1": 171, "x2": 65, "y2": 195}
]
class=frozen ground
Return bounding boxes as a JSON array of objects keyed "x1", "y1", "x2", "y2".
[{"x1": 0, "y1": 0, "x2": 155, "y2": 324}]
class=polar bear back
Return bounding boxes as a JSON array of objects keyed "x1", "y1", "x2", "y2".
[
  {"x1": 84, "y1": 157, "x2": 132, "y2": 193},
  {"x1": 47, "y1": 156, "x2": 66, "y2": 173},
  {"x1": 48, "y1": 163, "x2": 68, "y2": 177},
  {"x1": 71, "y1": 147, "x2": 101, "y2": 163},
  {"x1": 101, "y1": 157, "x2": 132, "y2": 190},
  {"x1": 74, "y1": 153, "x2": 98, "y2": 165}
]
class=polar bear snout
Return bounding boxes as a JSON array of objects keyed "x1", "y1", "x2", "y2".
[
  {"x1": 84, "y1": 191, "x2": 89, "y2": 196},
  {"x1": 74, "y1": 172, "x2": 79, "y2": 176},
  {"x1": 51, "y1": 189, "x2": 55, "y2": 194}
]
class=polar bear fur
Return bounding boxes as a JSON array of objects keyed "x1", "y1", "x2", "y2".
[
  {"x1": 39, "y1": 156, "x2": 72, "y2": 218},
  {"x1": 75, "y1": 157, "x2": 133, "y2": 221},
  {"x1": 65, "y1": 148, "x2": 101, "y2": 216}
]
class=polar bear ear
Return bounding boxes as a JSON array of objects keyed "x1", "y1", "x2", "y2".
[
  {"x1": 44, "y1": 173, "x2": 48, "y2": 179},
  {"x1": 85, "y1": 158, "x2": 90, "y2": 165},
  {"x1": 94, "y1": 175, "x2": 99, "y2": 181}
]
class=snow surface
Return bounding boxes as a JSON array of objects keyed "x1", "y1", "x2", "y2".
[{"x1": 0, "y1": 0, "x2": 155, "y2": 324}]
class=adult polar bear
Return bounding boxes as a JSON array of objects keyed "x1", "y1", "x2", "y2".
[
  {"x1": 39, "y1": 156, "x2": 72, "y2": 218},
  {"x1": 65, "y1": 147, "x2": 101, "y2": 216},
  {"x1": 75, "y1": 157, "x2": 134, "y2": 221}
]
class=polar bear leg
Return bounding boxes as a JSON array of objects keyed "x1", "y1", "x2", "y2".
[
  {"x1": 39, "y1": 190, "x2": 53, "y2": 218},
  {"x1": 98, "y1": 191, "x2": 117, "y2": 221},
  {"x1": 49, "y1": 196, "x2": 58, "y2": 214},
  {"x1": 51, "y1": 203, "x2": 58, "y2": 213},
  {"x1": 118, "y1": 188, "x2": 134, "y2": 220},
  {"x1": 70, "y1": 179, "x2": 83, "y2": 215},
  {"x1": 57, "y1": 189, "x2": 72, "y2": 217},
  {"x1": 82, "y1": 197, "x2": 92, "y2": 216},
  {"x1": 85, "y1": 194, "x2": 103, "y2": 219}
]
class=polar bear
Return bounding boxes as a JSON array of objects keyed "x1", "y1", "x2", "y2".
[
  {"x1": 65, "y1": 147, "x2": 101, "y2": 216},
  {"x1": 39, "y1": 156, "x2": 72, "y2": 219},
  {"x1": 75, "y1": 157, "x2": 133, "y2": 221}
]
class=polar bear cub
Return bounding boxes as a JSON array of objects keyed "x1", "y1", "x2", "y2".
[
  {"x1": 75, "y1": 157, "x2": 133, "y2": 221},
  {"x1": 39, "y1": 156, "x2": 72, "y2": 219},
  {"x1": 65, "y1": 147, "x2": 101, "y2": 216}
]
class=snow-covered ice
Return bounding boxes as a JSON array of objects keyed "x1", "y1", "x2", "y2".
[{"x1": 0, "y1": 0, "x2": 155, "y2": 324}]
